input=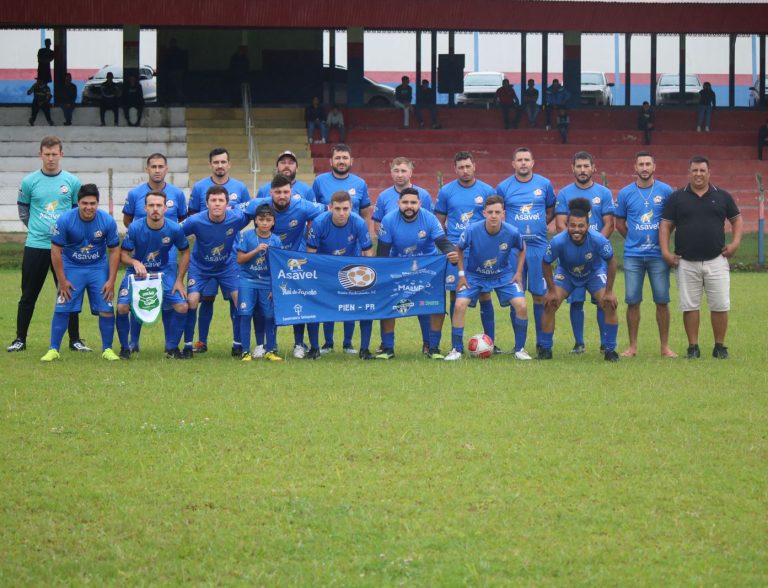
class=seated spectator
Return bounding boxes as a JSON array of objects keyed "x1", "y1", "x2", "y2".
[
  {"x1": 556, "y1": 107, "x2": 570, "y2": 144},
  {"x1": 306, "y1": 96, "x2": 327, "y2": 144},
  {"x1": 759, "y1": 119, "x2": 768, "y2": 160},
  {"x1": 100, "y1": 72, "x2": 120, "y2": 126},
  {"x1": 415, "y1": 79, "x2": 441, "y2": 129},
  {"x1": 638, "y1": 101, "x2": 655, "y2": 145},
  {"x1": 394, "y1": 75, "x2": 413, "y2": 128},
  {"x1": 27, "y1": 78, "x2": 53, "y2": 126},
  {"x1": 495, "y1": 79, "x2": 521, "y2": 129},
  {"x1": 60, "y1": 72, "x2": 77, "y2": 126},
  {"x1": 122, "y1": 75, "x2": 145, "y2": 127},
  {"x1": 523, "y1": 79, "x2": 540, "y2": 127},
  {"x1": 326, "y1": 104, "x2": 346, "y2": 142},
  {"x1": 545, "y1": 79, "x2": 570, "y2": 130}
]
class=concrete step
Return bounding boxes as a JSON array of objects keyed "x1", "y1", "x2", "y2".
[
  {"x1": 0, "y1": 157, "x2": 188, "y2": 173},
  {"x1": 0, "y1": 141, "x2": 187, "y2": 158},
  {"x1": 186, "y1": 118, "x2": 306, "y2": 129},
  {"x1": 0, "y1": 125, "x2": 187, "y2": 143},
  {"x1": 0, "y1": 106, "x2": 187, "y2": 127},
  {"x1": 186, "y1": 107, "x2": 303, "y2": 121},
  {"x1": 0, "y1": 172, "x2": 191, "y2": 190}
]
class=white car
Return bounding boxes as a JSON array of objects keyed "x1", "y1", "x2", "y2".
[
  {"x1": 656, "y1": 73, "x2": 702, "y2": 106},
  {"x1": 580, "y1": 71, "x2": 614, "y2": 106},
  {"x1": 82, "y1": 65, "x2": 157, "y2": 105},
  {"x1": 457, "y1": 71, "x2": 505, "y2": 106}
]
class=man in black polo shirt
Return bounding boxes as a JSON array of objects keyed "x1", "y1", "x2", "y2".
[{"x1": 659, "y1": 155, "x2": 742, "y2": 359}]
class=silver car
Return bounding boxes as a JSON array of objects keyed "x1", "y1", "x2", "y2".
[
  {"x1": 656, "y1": 73, "x2": 702, "y2": 106},
  {"x1": 321, "y1": 65, "x2": 395, "y2": 106},
  {"x1": 580, "y1": 71, "x2": 614, "y2": 106},
  {"x1": 457, "y1": 71, "x2": 505, "y2": 106},
  {"x1": 81, "y1": 65, "x2": 157, "y2": 105}
]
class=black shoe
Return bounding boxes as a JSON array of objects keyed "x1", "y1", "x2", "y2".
[
  {"x1": 599, "y1": 345, "x2": 606, "y2": 354},
  {"x1": 493, "y1": 345, "x2": 504, "y2": 355},
  {"x1": 306, "y1": 347, "x2": 321, "y2": 359},
  {"x1": 231, "y1": 344, "x2": 243, "y2": 357},
  {"x1": 193, "y1": 342, "x2": 208, "y2": 353},
  {"x1": 181, "y1": 347, "x2": 194, "y2": 359},
  {"x1": 119, "y1": 347, "x2": 132, "y2": 360},
  {"x1": 359, "y1": 348, "x2": 375, "y2": 360},
  {"x1": 536, "y1": 348, "x2": 553, "y2": 360},
  {"x1": 570, "y1": 343, "x2": 586, "y2": 354},
  {"x1": 604, "y1": 349, "x2": 619, "y2": 362},
  {"x1": 69, "y1": 339, "x2": 93, "y2": 352},
  {"x1": 536, "y1": 344, "x2": 543, "y2": 355},
  {"x1": 165, "y1": 348, "x2": 182, "y2": 359},
  {"x1": 686, "y1": 344, "x2": 701, "y2": 359},
  {"x1": 712, "y1": 344, "x2": 729, "y2": 359},
  {"x1": 7, "y1": 338, "x2": 26, "y2": 352},
  {"x1": 129, "y1": 344, "x2": 140, "y2": 354}
]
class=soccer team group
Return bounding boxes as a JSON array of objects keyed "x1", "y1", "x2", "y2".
[{"x1": 9, "y1": 135, "x2": 741, "y2": 363}]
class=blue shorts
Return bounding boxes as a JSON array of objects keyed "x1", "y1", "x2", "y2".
[
  {"x1": 237, "y1": 284, "x2": 273, "y2": 318},
  {"x1": 553, "y1": 269, "x2": 608, "y2": 298},
  {"x1": 623, "y1": 256, "x2": 670, "y2": 305},
  {"x1": 457, "y1": 280, "x2": 525, "y2": 307},
  {"x1": 187, "y1": 262, "x2": 239, "y2": 299},
  {"x1": 522, "y1": 244, "x2": 547, "y2": 296},
  {"x1": 117, "y1": 271, "x2": 186, "y2": 307},
  {"x1": 55, "y1": 264, "x2": 113, "y2": 314},
  {"x1": 567, "y1": 286, "x2": 598, "y2": 306}
]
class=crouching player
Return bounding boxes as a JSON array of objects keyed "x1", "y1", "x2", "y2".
[
  {"x1": 41, "y1": 184, "x2": 120, "y2": 361},
  {"x1": 446, "y1": 195, "x2": 531, "y2": 360},
  {"x1": 235, "y1": 204, "x2": 282, "y2": 362},
  {"x1": 115, "y1": 191, "x2": 190, "y2": 359},
  {"x1": 538, "y1": 198, "x2": 620, "y2": 361}
]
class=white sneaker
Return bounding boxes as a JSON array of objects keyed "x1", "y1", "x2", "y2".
[
  {"x1": 444, "y1": 348, "x2": 462, "y2": 361},
  {"x1": 514, "y1": 349, "x2": 533, "y2": 361},
  {"x1": 696, "y1": 126, "x2": 701, "y2": 132},
  {"x1": 343, "y1": 346, "x2": 358, "y2": 355},
  {"x1": 251, "y1": 344, "x2": 265, "y2": 359},
  {"x1": 293, "y1": 344, "x2": 306, "y2": 359},
  {"x1": 308, "y1": 138, "x2": 313, "y2": 144},
  {"x1": 705, "y1": 126, "x2": 710, "y2": 132}
]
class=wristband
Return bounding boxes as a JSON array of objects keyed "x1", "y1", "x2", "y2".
[{"x1": 458, "y1": 271, "x2": 465, "y2": 277}]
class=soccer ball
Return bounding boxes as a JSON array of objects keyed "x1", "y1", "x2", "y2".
[
  {"x1": 338, "y1": 265, "x2": 376, "y2": 291},
  {"x1": 467, "y1": 334, "x2": 494, "y2": 359}
]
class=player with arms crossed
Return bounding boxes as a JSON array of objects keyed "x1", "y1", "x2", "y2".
[
  {"x1": 538, "y1": 198, "x2": 620, "y2": 362},
  {"x1": 445, "y1": 195, "x2": 531, "y2": 361}
]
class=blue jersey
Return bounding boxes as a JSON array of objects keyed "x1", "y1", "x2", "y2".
[
  {"x1": 51, "y1": 208, "x2": 119, "y2": 266},
  {"x1": 121, "y1": 218, "x2": 189, "y2": 273},
  {"x1": 555, "y1": 182, "x2": 615, "y2": 233},
  {"x1": 372, "y1": 185, "x2": 433, "y2": 223},
  {"x1": 245, "y1": 197, "x2": 324, "y2": 251},
  {"x1": 182, "y1": 208, "x2": 251, "y2": 272},
  {"x1": 434, "y1": 179, "x2": 496, "y2": 243},
  {"x1": 235, "y1": 230, "x2": 282, "y2": 287},
  {"x1": 122, "y1": 182, "x2": 188, "y2": 222},
  {"x1": 312, "y1": 172, "x2": 371, "y2": 214},
  {"x1": 256, "y1": 179, "x2": 316, "y2": 202},
  {"x1": 306, "y1": 211, "x2": 373, "y2": 255},
  {"x1": 544, "y1": 229, "x2": 613, "y2": 284},
  {"x1": 378, "y1": 209, "x2": 445, "y2": 257},
  {"x1": 615, "y1": 180, "x2": 674, "y2": 258},
  {"x1": 496, "y1": 173, "x2": 556, "y2": 249},
  {"x1": 458, "y1": 221, "x2": 524, "y2": 284},
  {"x1": 188, "y1": 176, "x2": 251, "y2": 212}
]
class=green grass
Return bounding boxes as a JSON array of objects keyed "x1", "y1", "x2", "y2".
[{"x1": 1, "y1": 269, "x2": 767, "y2": 585}]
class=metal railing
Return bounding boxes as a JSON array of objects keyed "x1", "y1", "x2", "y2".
[{"x1": 241, "y1": 83, "x2": 260, "y2": 194}]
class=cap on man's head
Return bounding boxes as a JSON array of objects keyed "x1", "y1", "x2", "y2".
[{"x1": 276, "y1": 150, "x2": 298, "y2": 164}]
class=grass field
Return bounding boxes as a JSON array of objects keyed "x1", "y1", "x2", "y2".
[{"x1": 1, "y1": 264, "x2": 767, "y2": 585}]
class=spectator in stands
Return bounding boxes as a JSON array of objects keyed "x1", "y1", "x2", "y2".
[
  {"x1": 556, "y1": 107, "x2": 570, "y2": 144},
  {"x1": 523, "y1": 79, "x2": 540, "y2": 127},
  {"x1": 122, "y1": 75, "x2": 145, "y2": 127},
  {"x1": 27, "y1": 78, "x2": 54, "y2": 126},
  {"x1": 697, "y1": 81, "x2": 716, "y2": 132},
  {"x1": 638, "y1": 101, "x2": 655, "y2": 145},
  {"x1": 59, "y1": 73, "x2": 77, "y2": 126},
  {"x1": 326, "y1": 104, "x2": 346, "y2": 142},
  {"x1": 758, "y1": 119, "x2": 768, "y2": 160},
  {"x1": 394, "y1": 75, "x2": 413, "y2": 128},
  {"x1": 306, "y1": 96, "x2": 327, "y2": 144},
  {"x1": 415, "y1": 79, "x2": 441, "y2": 129},
  {"x1": 544, "y1": 79, "x2": 570, "y2": 130},
  {"x1": 36, "y1": 38, "x2": 54, "y2": 84},
  {"x1": 99, "y1": 72, "x2": 120, "y2": 126},
  {"x1": 495, "y1": 79, "x2": 521, "y2": 130}
]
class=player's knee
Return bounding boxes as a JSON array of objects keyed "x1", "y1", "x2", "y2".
[
  {"x1": 98, "y1": 311, "x2": 114, "y2": 318},
  {"x1": 173, "y1": 302, "x2": 189, "y2": 313},
  {"x1": 116, "y1": 304, "x2": 130, "y2": 314}
]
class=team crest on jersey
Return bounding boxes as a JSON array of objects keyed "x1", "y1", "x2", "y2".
[
  {"x1": 446, "y1": 275, "x2": 456, "y2": 284},
  {"x1": 348, "y1": 188, "x2": 356, "y2": 196},
  {"x1": 287, "y1": 258, "x2": 308, "y2": 270},
  {"x1": 347, "y1": 234, "x2": 355, "y2": 242},
  {"x1": 229, "y1": 193, "x2": 238, "y2": 201},
  {"x1": 417, "y1": 230, "x2": 427, "y2": 238},
  {"x1": 162, "y1": 237, "x2": 171, "y2": 244},
  {"x1": 240, "y1": 302, "x2": 247, "y2": 309},
  {"x1": 292, "y1": 194, "x2": 301, "y2": 200},
  {"x1": 188, "y1": 279, "x2": 196, "y2": 286},
  {"x1": 474, "y1": 196, "x2": 483, "y2": 204},
  {"x1": 289, "y1": 219, "x2": 299, "y2": 228},
  {"x1": 534, "y1": 189, "x2": 543, "y2": 197},
  {"x1": 499, "y1": 243, "x2": 509, "y2": 250},
  {"x1": 94, "y1": 230, "x2": 103, "y2": 238},
  {"x1": 226, "y1": 228, "x2": 234, "y2": 236},
  {"x1": 120, "y1": 288, "x2": 129, "y2": 297},
  {"x1": 167, "y1": 200, "x2": 175, "y2": 208},
  {"x1": 592, "y1": 197, "x2": 601, "y2": 204},
  {"x1": 585, "y1": 252, "x2": 593, "y2": 260},
  {"x1": 555, "y1": 273, "x2": 565, "y2": 281},
  {"x1": 60, "y1": 185, "x2": 69, "y2": 194},
  {"x1": 654, "y1": 195, "x2": 663, "y2": 204}
]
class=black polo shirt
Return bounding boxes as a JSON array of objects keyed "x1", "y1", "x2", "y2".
[{"x1": 661, "y1": 184, "x2": 740, "y2": 261}]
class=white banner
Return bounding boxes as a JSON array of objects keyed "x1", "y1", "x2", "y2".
[{"x1": 129, "y1": 273, "x2": 164, "y2": 325}]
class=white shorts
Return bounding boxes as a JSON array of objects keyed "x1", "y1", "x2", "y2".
[{"x1": 676, "y1": 256, "x2": 730, "y2": 312}]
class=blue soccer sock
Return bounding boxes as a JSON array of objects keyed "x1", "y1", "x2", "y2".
[
  {"x1": 323, "y1": 321, "x2": 335, "y2": 347},
  {"x1": 480, "y1": 299, "x2": 495, "y2": 342},
  {"x1": 116, "y1": 313, "x2": 130, "y2": 349},
  {"x1": 533, "y1": 303, "x2": 544, "y2": 346},
  {"x1": 167, "y1": 310, "x2": 186, "y2": 350},
  {"x1": 49, "y1": 312, "x2": 70, "y2": 351},
  {"x1": 98, "y1": 315, "x2": 115, "y2": 351},
  {"x1": 569, "y1": 301, "x2": 585, "y2": 346},
  {"x1": 229, "y1": 300, "x2": 240, "y2": 346},
  {"x1": 451, "y1": 326, "x2": 464, "y2": 352},
  {"x1": 253, "y1": 314, "x2": 265, "y2": 346},
  {"x1": 381, "y1": 330, "x2": 395, "y2": 350},
  {"x1": 129, "y1": 314, "x2": 142, "y2": 349},
  {"x1": 239, "y1": 315, "x2": 252, "y2": 353},
  {"x1": 307, "y1": 323, "x2": 320, "y2": 349},
  {"x1": 513, "y1": 316, "x2": 529, "y2": 352},
  {"x1": 293, "y1": 323, "x2": 305, "y2": 347},
  {"x1": 604, "y1": 322, "x2": 618, "y2": 352},
  {"x1": 265, "y1": 317, "x2": 277, "y2": 351},
  {"x1": 596, "y1": 307, "x2": 607, "y2": 347},
  {"x1": 161, "y1": 308, "x2": 172, "y2": 337},
  {"x1": 540, "y1": 330, "x2": 554, "y2": 350},
  {"x1": 184, "y1": 307, "x2": 198, "y2": 348},
  {"x1": 449, "y1": 297, "x2": 456, "y2": 326},
  {"x1": 428, "y1": 328, "x2": 442, "y2": 350},
  {"x1": 343, "y1": 321, "x2": 355, "y2": 348},
  {"x1": 198, "y1": 300, "x2": 214, "y2": 344},
  {"x1": 417, "y1": 314, "x2": 431, "y2": 346},
  {"x1": 359, "y1": 320, "x2": 373, "y2": 350}
]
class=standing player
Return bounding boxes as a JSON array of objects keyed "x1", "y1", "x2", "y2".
[
  {"x1": 181, "y1": 185, "x2": 253, "y2": 358},
  {"x1": 306, "y1": 191, "x2": 375, "y2": 359},
  {"x1": 9, "y1": 136, "x2": 89, "y2": 353},
  {"x1": 376, "y1": 188, "x2": 458, "y2": 359},
  {"x1": 187, "y1": 147, "x2": 251, "y2": 354},
  {"x1": 434, "y1": 151, "x2": 497, "y2": 352},
  {"x1": 446, "y1": 196, "x2": 531, "y2": 361},
  {"x1": 255, "y1": 150, "x2": 316, "y2": 201},
  {"x1": 41, "y1": 184, "x2": 121, "y2": 362},
  {"x1": 121, "y1": 152, "x2": 188, "y2": 353},
  {"x1": 615, "y1": 151, "x2": 676, "y2": 358},
  {"x1": 312, "y1": 143, "x2": 372, "y2": 354},
  {"x1": 115, "y1": 191, "x2": 190, "y2": 359},
  {"x1": 246, "y1": 174, "x2": 325, "y2": 358},
  {"x1": 496, "y1": 147, "x2": 556, "y2": 351},
  {"x1": 554, "y1": 151, "x2": 615, "y2": 354},
  {"x1": 234, "y1": 204, "x2": 283, "y2": 362},
  {"x1": 538, "y1": 198, "x2": 620, "y2": 362}
]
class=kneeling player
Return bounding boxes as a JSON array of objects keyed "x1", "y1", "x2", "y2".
[
  {"x1": 446, "y1": 195, "x2": 531, "y2": 360},
  {"x1": 235, "y1": 204, "x2": 282, "y2": 361},
  {"x1": 538, "y1": 198, "x2": 620, "y2": 361}
]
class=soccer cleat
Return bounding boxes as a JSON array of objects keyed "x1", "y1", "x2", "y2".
[
  {"x1": 422, "y1": 343, "x2": 431, "y2": 358},
  {"x1": 604, "y1": 349, "x2": 620, "y2": 362},
  {"x1": 128, "y1": 344, "x2": 140, "y2": 354},
  {"x1": 358, "y1": 348, "x2": 375, "y2": 360},
  {"x1": 40, "y1": 349, "x2": 60, "y2": 362},
  {"x1": 428, "y1": 348, "x2": 445, "y2": 360},
  {"x1": 376, "y1": 348, "x2": 395, "y2": 360},
  {"x1": 292, "y1": 344, "x2": 306, "y2": 359},
  {"x1": 536, "y1": 344, "x2": 543, "y2": 355},
  {"x1": 165, "y1": 348, "x2": 182, "y2": 359},
  {"x1": 320, "y1": 343, "x2": 334, "y2": 354},
  {"x1": 7, "y1": 338, "x2": 26, "y2": 352},
  {"x1": 686, "y1": 344, "x2": 701, "y2": 359},
  {"x1": 241, "y1": 352, "x2": 252, "y2": 362},
  {"x1": 102, "y1": 348, "x2": 120, "y2": 361},
  {"x1": 231, "y1": 344, "x2": 243, "y2": 357},
  {"x1": 599, "y1": 345, "x2": 606, "y2": 354},
  {"x1": 193, "y1": 341, "x2": 208, "y2": 353},
  {"x1": 712, "y1": 345, "x2": 729, "y2": 359},
  {"x1": 570, "y1": 343, "x2": 586, "y2": 354},
  {"x1": 181, "y1": 347, "x2": 194, "y2": 359},
  {"x1": 444, "y1": 348, "x2": 462, "y2": 361},
  {"x1": 514, "y1": 349, "x2": 533, "y2": 361},
  {"x1": 536, "y1": 347, "x2": 553, "y2": 360},
  {"x1": 69, "y1": 339, "x2": 92, "y2": 352},
  {"x1": 306, "y1": 347, "x2": 321, "y2": 360},
  {"x1": 251, "y1": 345, "x2": 266, "y2": 359},
  {"x1": 343, "y1": 346, "x2": 358, "y2": 355},
  {"x1": 493, "y1": 345, "x2": 504, "y2": 355},
  {"x1": 264, "y1": 351, "x2": 283, "y2": 362},
  {"x1": 119, "y1": 347, "x2": 132, "y2": 360}
]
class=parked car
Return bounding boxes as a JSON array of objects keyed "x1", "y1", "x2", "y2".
[
  {"x1": 749, "y1": 78, "x2": 767, "y2": 107},
  {"x1": 580, "y1": 71, "x2": 614, "y2": 106},
  {"x1": 655, "y1": 73, "x2": 702, "y2": 106},
  {"x1": 82, "y1": 65, "x2": 157, "y2": 105},
  {"x1": 321, "y1": 65, "x2": 396, "y2": 106},
  {"x1": 457, "y1": 71, "x2": 505, "y2": 106}
]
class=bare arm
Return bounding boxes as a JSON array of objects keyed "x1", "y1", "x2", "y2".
[
  {"x1": 601, "y1": 257, "x2": 619, "y2": 310},
  {"x1": 722, "y1": 215, "x2": 743, "y2": 257},
  {"x1": 435, "y1": 212, "x2": 447, "y2": 231},
  {"x1": 102, "y1": 246, "x2": 120, "y2": 301},
  {"x1": 545, "y1": 206, "x2": 555, "y2": 225},
  {"x1": 615, "y1": 217, "x2": 628, "y2": 239},
  {"x1": 600, "y1": 214, "x2": 614, "y2": 238},
  {"x1": 555, "y1": 214, "x2": 567, "y2": 233},
  {"x1": 173, "y1": 248, "x2": 190, "y2": 297},
  {"x1": 659, "y1": 219, "x2": 678, "y2": 267},
  {"x1": 51, "y1": 244, "x2": 74, "y2": 300},
  {"x1": 122, "y1": 213, "x2": 134, "y2": 229},
  {"x1": 237, "y1": 243, "x2": 268, "y2": 263}
]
